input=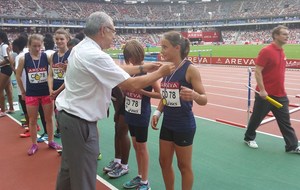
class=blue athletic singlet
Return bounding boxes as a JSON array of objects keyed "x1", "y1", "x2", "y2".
[
  {"x1": 52, "y1": 50, "x2": 70, "y2": 90},
  {"x1": 161, "y1": 60, "x2": 196, "y2": 132},
  {"x1": 124, "y1": 75, "x2": 152, "y2": 127},
  {"x1": 24, "y1": 52, "x2": 49, "y2": 96}
]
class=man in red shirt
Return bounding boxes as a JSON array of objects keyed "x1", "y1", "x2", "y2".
[{"x1": 244, "y1": 25, "x2": 300, "y2": 154}]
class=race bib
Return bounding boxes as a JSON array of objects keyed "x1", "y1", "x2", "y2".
[
  {"x1": 125, "y1": 92, "x2": 142, "y2": 114},
  {"x1": 52, "y1": 64, "x2": 65, "y2": 80},
  {"x1": 28, "y1": 68, "x2": 47, "y2": 83},
  {"x1": 161, "y1": 82, "x2": 181, "y2": 107}
]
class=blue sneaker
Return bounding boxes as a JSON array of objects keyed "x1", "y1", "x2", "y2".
[
  {"x1": 137, "y1": 183, "x2": 151, "y2": 190},
  {"x1": 37, "y1": 133, "x2": 48, "y2": 143},
  {"x1": 103, "y1": 161, "x2": 119, "y2": 172},
  {"x1": 123, "y1": 176, "x2": 141, "y2": 189},
  {"x1": 107, "y1": 164, "x2": 129, "y2": 178},
  {"x1": 54, "y1": 132, "x2": 61, "y2": 138}
]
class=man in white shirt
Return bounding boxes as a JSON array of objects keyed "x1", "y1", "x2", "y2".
[{"x1": 55, "y1": 11, "x2": 175, "y2": 190}]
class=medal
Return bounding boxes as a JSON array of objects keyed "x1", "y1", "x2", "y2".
[
  {"x1": 162, "y1": 98, "x2": 167, "y2": 105},
  {"x1": 58, "y1": 72, "x2": 63, "y2": 78},
  {"x1": 30, "y1": 53, "x2": 42, "y2": 82},
  {"x1": 35, "y1": 74, "x2": 40, "y2": 80}
]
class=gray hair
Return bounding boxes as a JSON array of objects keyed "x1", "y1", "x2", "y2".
[{"x1": 84, "y1": 12, "x2": 113, "y2": 37}]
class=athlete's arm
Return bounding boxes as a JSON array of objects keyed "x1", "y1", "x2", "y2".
[
  {"x1": 255, "y1": 65, "x2": 268, "y2": 99},
  {"x1": 16, "y1": 56, "x2": 26, "y2": 99},
  {"x1": 138, "y1": 80, "x2": 161, "y2": 99},
  {"x1": 181, "y1": 64, "x2": 207, "y2": 106},
  {"x1": 47, "y1": 54, "x2": 55, "y2": 97}
]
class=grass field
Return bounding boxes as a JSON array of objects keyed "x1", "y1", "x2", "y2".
[{"x1": 107, "y1": 44, "x2": 300, "y2": 59}]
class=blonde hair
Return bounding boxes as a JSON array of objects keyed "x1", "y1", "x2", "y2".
[
  {"x1": 123, "y1": 40, "x2": 145, "y2": 65},
  {"x1": 55, "y1": 28, "x2": 71, "y2": 41},
  {"x1": 28, "y1": 34, "x2": 44, "y2": 46}
]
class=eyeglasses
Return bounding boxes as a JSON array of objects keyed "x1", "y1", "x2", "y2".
[{"x1": 106, "y1": 26, "x2": 116, "y2": 34}]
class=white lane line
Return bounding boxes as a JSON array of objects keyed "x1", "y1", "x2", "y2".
[
  {"x1": 96, "y1": 176, "x2": 118, "y2": 190},
  {"x1": 261, "y1": 107, "x2": 300, "y2": 125},
  {"x1": 207, "y1": 92, "x2": 248, "y2": 100},
  {"x1": 291, "y1": 118, "x2": 300, "y2": 122},
  {"x1": 206, "y1": 103, "x2": 246, "y2": 111},
  {"x1": 204, "y1": 79, "x2": 248, "y2": 85}
]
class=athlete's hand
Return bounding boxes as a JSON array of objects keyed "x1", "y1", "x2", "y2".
[
  {"x1": 151, "y1": 115, "x2": 160, "y2": 130},
  {"x1": 180, "y1": 86, "x2": 194, "y2": 101},
  {"x1": 50, "y1": 90, "x2": 58, "y2": 100},
  {"x1": 142, "y1": 62, "x2": 161, "y2": 73},
  {"x1": 259, "y1": 89, "x2": 268, "y2": 100}
]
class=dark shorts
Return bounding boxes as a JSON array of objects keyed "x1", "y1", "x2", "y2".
[
  {"x1": 160, "y1": 127, "x2": 196, "y2": 146},
  {"x1": 128, "y1": 124, "x2": 149, "y2": 143},
  {"x1": 0, "y1": 65, "x2": 12, "y2": 76}
]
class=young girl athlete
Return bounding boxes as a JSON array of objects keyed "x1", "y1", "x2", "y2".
[
  {"x1": 123, "y1": 40, "x2": 161, "y2": 190},
  {"x1": 16, "y1": 34, "x2": 62, "y2": 155},
  {"x1": 48, "y1": 28, "x2": 71, "y2": 138},
  {"x1": 151, "y1": 31, "x2": 207, "y2": 190}
]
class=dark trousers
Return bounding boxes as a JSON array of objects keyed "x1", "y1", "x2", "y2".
[
  {"x1": 244, "y1": 94, "x2": 298, "y2": 151},
  {"x1": 56, "y1": 111, "x2": 99, "y2": 190}
]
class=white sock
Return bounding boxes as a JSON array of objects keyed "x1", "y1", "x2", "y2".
[
  {"x1": 114, "y1": 158, "x2": 121, "y2": 164},
  {"x1": 141, "y1": 180, "x2": 148, "y2": 184},
  {"x1": 122, "y1": 164, "x2": 128, "y2": 169}
]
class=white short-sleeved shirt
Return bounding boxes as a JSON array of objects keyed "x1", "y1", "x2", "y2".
[
  {"x1": 44, "y1": 49, "x2": 55, "y2": 58},
  {"x1": 15, "y1": 49, "x2": 28, "y2": 95},
  {"x1": 56, "y1": 37, "x2": 130, "y2": 122},
  {"x1": 0, "y1": 43, "x2": 8, "y2": 67}
]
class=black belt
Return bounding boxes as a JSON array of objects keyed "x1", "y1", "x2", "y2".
[{"x1": 60, "y1": 110, "x2": 97, "y2": 124}]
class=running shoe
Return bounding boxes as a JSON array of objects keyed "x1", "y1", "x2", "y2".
[
  {"x1": 123, "y1": 176, "x2": 142, "y2": 189},
  {"x1": 54, "y1": 132, "x2": 61, "y2": 138},
  {"x1": 103, "y1": 161, "x2": 119, "y2": 172},
  {"x1": 137, "y1": 183, "x2": 151, "y2": 190},
  {"x1": 37, "y1": 133, "x2": 48, "y2": 143},
  {"x1": 28, "y1": 144, "x2": 38, "y2": 156},
  {"x1": 48, "y1": 141, "x2": 62, "y2": 150},
  {"x1": 0, "y1": 112, "x2": 6, "y2": 117},
  {"x1": 286, "y1": 146, "x2": 300, "y2": 154},
  {"x1": 244, "y1": 140, "x2": 258, "y2": 149},
  {"x1": 98, "y1": 153, "x2": 102, "y2": 160},
  {"x1": 57, "y1": 149, "x2": 62, "y2": 156},
  {"x1": 20, "y1": 131, "x2": 31, "y2": 138},
  {"x1": 21, "y1": 124, "x2": 28, "y2": 128},
  {"x1": 107, "y1": 164, "x2": 129, "y2": 178},
  {"x1": 5, "y1": 109, "x2": 15, "y2": 114}
]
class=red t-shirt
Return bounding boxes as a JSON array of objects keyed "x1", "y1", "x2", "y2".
[{"x1": 255, "y1": 43, "x2": 287, "y2": 97}]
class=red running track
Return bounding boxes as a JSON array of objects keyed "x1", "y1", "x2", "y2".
[{"x1": 0, "y1": 116, "x2": 112, "y2": 190}]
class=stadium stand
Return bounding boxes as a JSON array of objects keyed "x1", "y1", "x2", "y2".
[
  {"x1": 0, "y1": 0, "x2": 299, "y2": 21},
  {"x1": 0, "y1": 0, "x2": 299, "y2": 47}
]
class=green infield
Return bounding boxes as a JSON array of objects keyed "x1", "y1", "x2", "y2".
[{"x1": 106, "y1": 44, "x2": 300, "y2": 59}]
